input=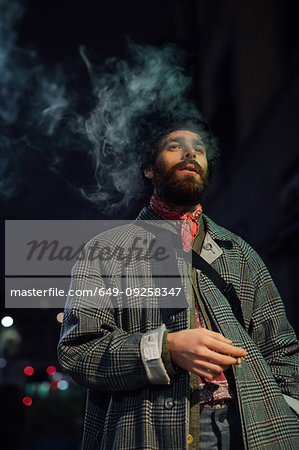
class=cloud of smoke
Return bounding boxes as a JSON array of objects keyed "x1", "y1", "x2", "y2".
[
  {"x1": 0, "y1": 0, "x2": 25, "y2": 125},
  {"x1": 0, "y1": 0, "x2": 69, "y2": 130},
  {"x1": 0, "y1": 0, "x2": 71, "y2": 201},
  {"x1": 0, "y1": 0, "x2": 203, "y2": 216},
  {"x1": 81, "y1": 40, "x2": 196, "y2": 214}
]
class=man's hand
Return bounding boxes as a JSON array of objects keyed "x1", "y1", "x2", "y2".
[{"x1": 167, "y1": 328, "x2": 247, "y2": 380}]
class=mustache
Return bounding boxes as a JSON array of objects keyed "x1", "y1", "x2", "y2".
[{"x1": 171, "y1": 159, "x2": 206, "y2": 176}]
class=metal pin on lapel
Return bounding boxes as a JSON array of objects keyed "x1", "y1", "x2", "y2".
[{"x1": 203, "y1": 243, "x2": 215, "y2": 254}]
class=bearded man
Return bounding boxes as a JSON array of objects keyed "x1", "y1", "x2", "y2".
[{"x1": 58, "y1": 117, "x2": 299, "y2": 449}]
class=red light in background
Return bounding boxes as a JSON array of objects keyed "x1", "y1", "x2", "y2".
[
  {"x1": 24, "y1": 366, "x2": 34, "y2": 376},
  {"x1": 22, "y1": 396, "x2": 33, "y2": 406},
  {"x1": 46, "y1": 365, "x2": 56, "y2": 376},
  {"x1": 50, "y1": 380, "x2": 58, "y2": 390}
]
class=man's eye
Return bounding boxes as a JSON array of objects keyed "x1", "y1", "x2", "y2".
[
  {"x1": 169, "y1": 144, "x2": 182, "y2": 150},
  {"x1": 195, "y1": 147, "x2": 205, "y2": 153}
]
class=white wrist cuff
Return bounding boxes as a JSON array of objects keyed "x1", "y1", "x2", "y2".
[{"x1": 140, "y1": 324, "x2": 170, "y2": 385}]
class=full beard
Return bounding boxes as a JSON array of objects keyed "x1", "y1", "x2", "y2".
[{"x1": 152, "y1": 160, "x2": 210, "y2": 206}]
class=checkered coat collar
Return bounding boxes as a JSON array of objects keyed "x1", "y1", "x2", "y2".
[{"x1": 137, "y1": 205, "x2": 235, "y2": 242}]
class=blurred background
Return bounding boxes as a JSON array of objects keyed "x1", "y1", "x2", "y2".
[{"x1": 1, "y1": 0, "x2": 298, "y2": 448}]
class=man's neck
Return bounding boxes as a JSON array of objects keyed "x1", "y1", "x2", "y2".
[
  {"x1": 153, "y1": 194, "x2": 193, "y2": 214},
  {"x1": 164, "y1": 202, "x2": 193, "y2": 214}
]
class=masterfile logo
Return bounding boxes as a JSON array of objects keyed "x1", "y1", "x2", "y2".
[{"x1": 5, "y1": 220, "x2": 192, "y2": 308}]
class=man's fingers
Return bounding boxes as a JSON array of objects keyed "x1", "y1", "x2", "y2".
[
  {"x1": 192, "y1": 365, "x2": 221, "y2": 380},
  {"x1": 197, "y1": 330, "x2": 247, "y2": 358},
  {"x1": 167, "y1": 328, "x2": 247, "y2": 376},
  {"x1": 197, "y1": 360, "x2": 226, "y2": 374},
  {"x1": 206, "y1": 339, "x2": 247, "y2": 358},
  {"x1": 192, "y1": 358, "x2": 236, "y2": 378},
  {"x1": 193, "y1": 361, "x2": 232, "y2": 379},
  {"x1": 198, "y1": 328, "x2": 232, "y2": 343},
  {"x1": 204, "y1": 352, "x2": 240, "y2": 366},
  {"x1": 198, "y1": 369, "x2": 219, "y2": 380}
]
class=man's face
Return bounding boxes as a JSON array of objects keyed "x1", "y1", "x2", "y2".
[{"x1": 144, "y1": 130, "x2": 209, "y2": 206}]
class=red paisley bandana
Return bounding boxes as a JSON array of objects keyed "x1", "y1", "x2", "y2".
[{"x1": 150, "y1": 194, "x2": 202, "y2": 252}]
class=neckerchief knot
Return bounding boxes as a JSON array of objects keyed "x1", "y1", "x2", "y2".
[{"x1": 150, "y1": 194, "x2": 202, "y2": 252}]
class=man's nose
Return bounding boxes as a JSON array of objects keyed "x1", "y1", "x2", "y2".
[{"x1": 183, "y1": 144, "x2": 196, "y2": 159}]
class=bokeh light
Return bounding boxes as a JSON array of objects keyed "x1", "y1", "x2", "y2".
[
  {"x1": 52, "y1": 371, "x2": 63, "y2": 381},
  {"x1": 58, "y1": 380, "x2": 69, "y2": 390},
  {"x1": 56, "y1": 312, "x2": 64, "y2": 323},
  {"x1": 38, "y1": 381, "x2": 50, "y2": 397},
  {"x1": 1, "y1": 316, "x2": 13, "y2": 327},
  {"x1": 24, "y1": 366, "x2": 34, "y2": 376},
  {"x1": 47, "y1": 365, "x2": 57, "y2": 376},
  {"x1": 50, "y1": 380, "x2": 58, "y2": 390},
  {"x1": 22, "y1": 396, "x2": 33, "y2": 406},
  {"x1": 25, "y1": 382, "x2": 36, "y2": 397}
]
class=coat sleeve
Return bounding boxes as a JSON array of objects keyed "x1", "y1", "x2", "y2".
[
  {"x1": 246, "y1": 246, "x2": 299, "y2": 401},
  {"x1": 57, "y1": 238, "x2": 171, "y2": 392}
]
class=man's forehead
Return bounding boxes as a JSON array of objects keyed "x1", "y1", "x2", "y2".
[{"x1": 162, "y1": 130, "x2": 205, "y2": 144}]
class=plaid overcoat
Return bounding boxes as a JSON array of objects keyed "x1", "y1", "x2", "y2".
[{"x1": 58, "y1": 207, "x2": 299, "y2": 449}]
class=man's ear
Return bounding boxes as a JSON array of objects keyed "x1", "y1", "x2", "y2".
[{"x1": 144, "y1": 167, "x2": 154, "y2": 179}]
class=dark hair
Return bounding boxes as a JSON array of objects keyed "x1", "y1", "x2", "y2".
[{"x1": 134, "y1": 107, "x2": 220, "y2": 187}]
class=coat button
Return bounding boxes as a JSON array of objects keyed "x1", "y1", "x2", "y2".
[
  {"x1": 218, "y1": 413, "x2": 225, "y2": 423},
  {"x1": 164, "y1": 397, "x2": 174, "y2": 409},
  {"x1": 168, "y1": 314, "x2": 175, "y2": 324},
  {"x1": 187, "y1": 434, "x2": 193, "y2": 444},
  {"x1": 203, "y1": 243, "x2": 212, "y2": 251}
]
